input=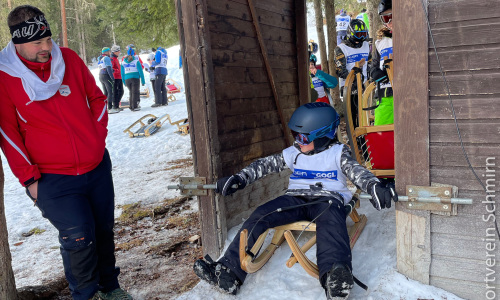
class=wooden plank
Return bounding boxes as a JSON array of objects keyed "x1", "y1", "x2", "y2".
[
  {"x1": 429, "y1": 71, "x2": 500, "y2": 96},
  {"x1": 229, "y1": 0, "x2": 294, "y2": 16},
  {"x1": 221, "y1": 138, "x2": 286, "y2": 167},
  {"x1": 396, "y1": 210, "x2": 430, "y2": 284},
  {"x1": 211, "y1": 49, "x2": 297, "y2": 69},
  {"x1": 207, "y1": 0, "x2": 295, "y2": 29},
  {"x1": 430, "y1": 213, "x2": 496, "y2": 236},
  {"x1": 430, "y1": 166, "x2": 500, "y2": 192},
  {"x1": 178, "y1": 0, "x2": 223, "y2": 258},
  {"x1": 431, "y1": 232, "x2": 485, "y2": 260},
  {"x1": 429, "y1": 121, "x2": 500, "y2": 144},
  {"x1": 430, "y1": 98, "x2": 500, "y2": 120},
  {"x1": 429, "y1": 18, "x2": 500, "y2": 48},
  {"x1": 217, "y1": 108, "x2": 296, "y2": 133},
  {"x1": 209, "y1": 31, "x2": 297, "y2": 56},
  {"x1": 295, "y1": 0, "x2": 309, "y2": 105},
  {"x1": 213, "y1": 66, "x2": 297, "y2": 84},
  {"x1": 430, "y1": 144, "x2": 500, "y2": 167},
  {"x1": 216, "y1": 95, "x2": 299, "y2": 116},
  {"x1": 428, "y1": 44, "x2": 500, "y2": 73},
  {"x1": 214, "y1": 82, "x2": 298, "y2": 100},
  {"x1": 207, "y1": 15, "x2": 296, "y2": 43},
  {"x1": 430, "y1": 255, "x2": 486, "y2": 283},
  {"x1": 429, "y1": 0, "x2": 500, "y2": 24},
  {"x1": 218, "y1": 125, "x2": 284, "y2": 150},
  {"x1": 454, "y1": 190, "x2": 499, "y2": 216},
  {"x1": 393, "y1": 0, "x2": 430, "y2": 194},
  {"x1": 431, "y1": 276, "x2": 496, "y2": 300}
]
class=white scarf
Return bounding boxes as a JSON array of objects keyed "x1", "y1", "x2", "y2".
[{"x1": 0, "y1": 40, "x2": 65, "y2": 101}]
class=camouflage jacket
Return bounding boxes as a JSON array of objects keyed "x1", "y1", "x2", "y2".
[{"x1": 235, "y1": 142, "x2": 379, "y2": 199}]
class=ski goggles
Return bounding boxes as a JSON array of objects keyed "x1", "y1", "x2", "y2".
[
  {"x1": 291, "y1": 118, "x2": 340, "y2": 146},
  {"x1": 380, "y1": 13, "x2": 392, "y2": 24},
  {"x1": 351, "y1": 31, "x2": 368, "y2": 39}
]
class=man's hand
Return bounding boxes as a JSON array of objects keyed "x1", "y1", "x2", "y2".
[
  {"x1": 27, "y1": 181, "x2": 38, "y2": 200},
  {"x1": 215, "y1": 175, "x2": 246, "y2": 196},
  {"x1": 369, "y1": 182, "x2": 398, "y2": 210}
]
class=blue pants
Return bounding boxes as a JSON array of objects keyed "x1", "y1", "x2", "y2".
[
  {"x1": 32, "y1": 150, "x2": 119, "y2": 300},
  {"x1": 219, "y1": 195, "x2": 351, "y2": 283}
]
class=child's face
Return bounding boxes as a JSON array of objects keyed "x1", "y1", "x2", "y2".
[{"x1": 299, "y1": 141, "x2": 315, "y2": 153}]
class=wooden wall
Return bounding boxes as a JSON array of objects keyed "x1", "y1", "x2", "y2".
[
  {"x1": 177, "y1": 0, "x2": 308, "y2": 256},
  {"x1": 427, "y1": 1, "x2": 500, "y2": 298},
  {"x1": 395, "y1": 0, "x2": 500, "y2": 299}
]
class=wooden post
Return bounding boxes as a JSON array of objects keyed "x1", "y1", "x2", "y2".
[
  {"x1": 248, "y1": 0, "x2": 292, "y2": 147},
  {"x1": 0, "y1": 160, "x2": 18, "y2": 300},
  {"x1": 176, "y1": 0, "x2": 224, "y2": 258},
  {"x1": 393, "y1": 0, "x2": 430, "y2": 284},
  {"x1": 60, "y1": 0, "x2": 69, "y2": 47},
  {"x1": 296, "y1": 0, "x2": 309, "y2": 106}
]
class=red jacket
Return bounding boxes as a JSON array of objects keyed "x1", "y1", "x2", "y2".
[
  {"x1": 0, "y1": 47, "x2": 108, "y2": 186},
  {"x1": 111, "y1": 54, "x2": 121, "y2": 79}
]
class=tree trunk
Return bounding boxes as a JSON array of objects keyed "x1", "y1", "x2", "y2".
[
  {"x1": 75, "y1": 8, "x2": 87, "y2": 64},
  {"x1": 60, "y1": 0, "x2": 69, "y2": 47},
  {"x1": 313, "y1": 0, "x2": 329, "y2": 74},
  {"x1": 324, "y1": 0, "x2": 343, "y2": 115},
  {"x1": 367, "y1": 0, "x2": 383, "y2": 56},
  {"x1": 0, "y1": 159, "x2": 18, "y2": 300}
]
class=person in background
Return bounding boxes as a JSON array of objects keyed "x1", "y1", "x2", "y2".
[
  {"x1": 98, "y1": 47, "x2": 115, "y2": 113},
  {"x1": 109, "y1": 45, "x2": 123, "y2": 113},
  {"x1": 179, "y1": 48, "x2": 182, "y2": 69},
  {"x1": 0, "y1": 5, "x2": 132, "y2": 300},
  {"x1": 151, "y1": 46, "x2": 168, "y2": 107},
  {"x1": 121, "y1": 46, "x2": 145, "y2": 111},
  {"x1": 356, "y1": 8, "x2": 370, "y2": 33},
  {"x1": 369, "y1": 0, "x2": 393, "y2": 126},
  {"x1": 145, "y1": 53, "x2": 157, "y2": 100},
  {"x1": 309, "y1": 54, "x2": 338, "y2": 105},
  {"x1": 335, "y1": 9, "x2": 351, "y2": 45}
]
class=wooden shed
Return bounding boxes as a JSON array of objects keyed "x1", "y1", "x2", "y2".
[{"x1": 176, "y1": 0, "x2": 499, "y2": 299}]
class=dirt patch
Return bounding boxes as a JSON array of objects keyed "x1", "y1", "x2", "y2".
[{"x1": 18, "y1": 198, "x2": 202, "y2": 300}]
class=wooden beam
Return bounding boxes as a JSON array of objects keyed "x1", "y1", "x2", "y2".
[
  {"x1": 177, "y1": 0, "x2": 224, "y2": 258},
  {"x1": 59, "y1": 0, "x2": 69, "y2": 47},
  {"x1": 295, "y1": 0, "x2": 309, "y2": 106},
  {"x1": 248, "y1": 0, "x2": 292, "y2": 147},
  {"x1": 393, "y1": 0, "x2": 430, "y2": 193}
]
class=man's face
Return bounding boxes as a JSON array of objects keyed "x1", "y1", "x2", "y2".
[{"x1": 15, "y1": 36, "x2": 52, "y2": 63}]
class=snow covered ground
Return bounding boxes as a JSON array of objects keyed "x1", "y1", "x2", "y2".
[{"x1": 2, "y1": 8, "x2": 464, "y2": 300}]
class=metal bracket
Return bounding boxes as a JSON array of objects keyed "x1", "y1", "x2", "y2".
[
  {"x1": 406, "y1": 185, "x2": 452, "y2": 212},
  {"x1": 177, "y1": 177, "x2": 208, "y2": 196}
]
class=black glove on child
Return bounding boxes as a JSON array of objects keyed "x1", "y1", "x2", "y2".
[
  {"x1": 370, "y1": 68, "x2": 389, "y2": 84},
  {"x1": 369, "y1": 182, "x2": 398, "y2": 210},
  {"x1": 215, "y1": 175, "x2": 247, "y2": 196}
]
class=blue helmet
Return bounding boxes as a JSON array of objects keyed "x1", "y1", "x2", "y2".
[{"x1": 288, "y1": 102, "x2": 340, "y2": 144}]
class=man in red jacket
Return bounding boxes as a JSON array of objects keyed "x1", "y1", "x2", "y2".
[{"x1": 0, "y1": 5, "x2": 132, "y2": 300}]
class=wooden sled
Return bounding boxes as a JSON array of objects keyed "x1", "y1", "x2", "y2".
[
  {"x1": 139, "y1": 86, "x2": 151, "y2": 98},
  {"x1": 344, "y1": 56, "x2": 395, "y2": 178},
  {"x1": 123, "y1": 113, "x2": 189, "y2": 138},
  {"x1": 239, "y1": 193, "x2": 367, "y2": 278},
  {"x1": 119, "y1": 101, "x2": 130, "y2": 109},
  {"x1": 166, "y1": 78, "x2": 181, "y2": 102}
]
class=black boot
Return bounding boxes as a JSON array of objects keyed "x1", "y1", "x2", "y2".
[
  {"x1": 193, "y1": 255, "x2": 242, "y2": 295},
  {"x1": 322, "y1": 263, "x2": 354, "y2": 300}
]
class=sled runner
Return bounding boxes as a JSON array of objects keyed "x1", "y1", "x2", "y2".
[
  {"x1": 123, "y1": 113, "x2": 189, "y2": 137},
  {"x1": 140, "y1": 86, "x2": 151, "y2": 98},
  {"x1": 239, "y1": 192, "x2": 367, "y2": 278},
  {"x1": 166, "y1": 78, "x2": 181, "y2": 102},
  {"x1": 119, "y1": 100, "x2": 130, "y2": 109}
]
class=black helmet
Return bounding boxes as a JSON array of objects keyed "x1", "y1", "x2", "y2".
[
  {"x1": 309, "y1": 54, "x2": 317, "y2": 65},
  {"x1": 308, "y1": 40, "x2": 318, "y2": 54},
  {"x1": 378, "y1": 0, "x2": 392, "y2": 15},
  {"x1": 288, "y1": 102, "x2": 340, "y2": 146},
  {"x1": 347, "y1": 19, "x2": 368, "y2": 43}
]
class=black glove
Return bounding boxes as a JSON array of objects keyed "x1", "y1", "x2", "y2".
[
  {"x1": 370, "y1": 68, "x2": 389, "y2": 84},
  {"x1": 215, "y1": 175, "x2": 246, "y2": 196},
  {"x1": 150, "y1": 66, "x2": 155, "y2": 70},
  {"x1": 369, "y1": 182, "x2": 398, "y2": 210}
]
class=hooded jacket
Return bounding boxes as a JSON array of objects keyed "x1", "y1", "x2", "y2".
[{"x1": 0, "y1": 45, "x2": 108, "y2": 186}]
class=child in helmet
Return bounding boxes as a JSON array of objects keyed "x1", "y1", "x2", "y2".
[
  {"x1": 334, "y1": 19, "x2": 370, "y2": 97},
  {"x1": 193, "y1": 102, "x2": 398, "y2": 300},
  {"x1": 309, "y1": 54, "x2": 338, "y2": 104},
  {"x1": 369, "y1": 0, "x2": 393, "y2": 126}
]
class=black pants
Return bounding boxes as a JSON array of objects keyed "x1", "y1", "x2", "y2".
[
  {"x1": 154, "y1": 74, "x2": 167, "y2": 105},
  {"x1": 112, "y1": 79, "x2": 124, "y2": 109},
  {"x1": 151, "y1": 79, "x2": 157, "y2": 98},
  {"x1": 219, "y1": 195, "x2": 351, "y2": 283},
  {"x1": 125, "y1": 78, "x2": 140, "y2": 110},
  {"x1": 99, "y1": 73, "x2": 114, "y2": 109},
  {"x1": 31, "y1": 150, "x2": 119, "y2": 300}
]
